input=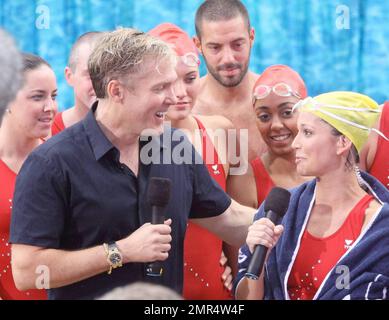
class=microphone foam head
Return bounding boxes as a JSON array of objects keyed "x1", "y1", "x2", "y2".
[
  {"x1": 147, "y1": 177, "x2": 172, "y2": 207},
  {"x1": 264, "y1": 187, "x2": 291, "y2": 217}
]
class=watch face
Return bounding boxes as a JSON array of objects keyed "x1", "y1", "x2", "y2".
[{"x1": 110, "y1": 253, "x2": 122, "y2": 264}]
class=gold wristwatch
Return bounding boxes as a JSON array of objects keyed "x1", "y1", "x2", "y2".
[{"x1": 103, "y1": 242, "x2": 123, "y2": 274}]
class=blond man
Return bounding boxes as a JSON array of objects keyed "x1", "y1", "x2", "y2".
[{"x1": 10, "y1": 28, "x2": 254, "y2": 300}]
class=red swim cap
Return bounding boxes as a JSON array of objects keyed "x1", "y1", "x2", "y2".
[
  {"x1": 149, "y1": 23, "x2": 199, "y2": 65},
  {"x1": 253, "y1": 65, "x2": 307, "y2": 99}
]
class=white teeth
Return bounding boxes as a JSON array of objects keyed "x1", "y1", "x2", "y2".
[
  {"x1": 155, "y1": 112, "x2": 166, "y2": 118},
  {"x1": 271, "y1": 134, "x2": 290, "y2": 141}
]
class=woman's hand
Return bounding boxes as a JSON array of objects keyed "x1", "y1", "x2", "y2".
[
  {"x1": 219, "y1": 251, "x2": 233, "y2": 291},
  {"x1": 246, "y1": 218, "x2": 284, "y2": 255}
]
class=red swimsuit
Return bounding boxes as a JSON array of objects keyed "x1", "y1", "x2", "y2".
[
  {"x1": 51, "y1": 112, "x2": 65, "y2": 136},
  {"x1": 288, "y1": 195, "x2": 373, "y2": 300},
  {"x1": 183, "y1": 117, "x2": 231, "y2": 300},
  {"x1": 251, "y1": 157, "x2": 275, "y2": 207},
  {"x1": 0, "y1": 159, "x2": 47, "y2": 299}
]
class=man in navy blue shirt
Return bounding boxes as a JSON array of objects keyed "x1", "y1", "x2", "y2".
[{"x1": 10, "y1": 29, "x2": 254, "y2": 299}]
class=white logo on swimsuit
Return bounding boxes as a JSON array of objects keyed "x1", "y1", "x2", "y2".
[
  {"x1": 212, "y1": 164, "x2": 220, "y2": 175},
  {"x1": 344, "y1": 239, "x2": 353, "y2": 250},
  {"x1": 238, "y1": 249, "x2": 247, "y2": 264}
]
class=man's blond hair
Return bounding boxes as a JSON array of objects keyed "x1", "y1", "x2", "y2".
[{"x1": 88, "y1": 28, "x2": 175, "y2": 99}]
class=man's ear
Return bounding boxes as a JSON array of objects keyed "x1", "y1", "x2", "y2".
[
  {"x1": 106, "y1": 80, "x2": 126, "y2": 103},
  {"x1": 64, "y1": 66, "x2": 74, "y2": 87},
  {"x1": 336, "y1": 135, "x2": 353, "y2": 156},
  {"x1": 193, "y1": 36, "x2": 202, "y2": 55},
  {"x1": 249, "y1": 27, "x2": 255, "y2": 46}
]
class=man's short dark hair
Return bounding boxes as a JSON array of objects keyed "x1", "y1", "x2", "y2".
[
  {"x1": 195, "y1": 0, "x2": 251, "y2": 39},
  {"x1": 68, "y1": 31, "x2": 103, "y2": 71}
]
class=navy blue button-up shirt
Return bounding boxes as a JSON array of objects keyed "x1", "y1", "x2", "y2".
[{"x1": 10, "y1": 103, "x2": 231, "y2": 299}]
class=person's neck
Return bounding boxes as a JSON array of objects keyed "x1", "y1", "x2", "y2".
[
  {"x1": 167, "y1": 115, "x2": 200, "y2": 147},
  {"x1": 95, "y1": 101, "x2": 139, "y2": 152},
  {"x1": 168, "y1": 115, "x2": 197, "y2": 133},
  {"x1": 315, "y1": 168, "x2": 366, "y2": 205},
  {"x1": 264, "y1": 151, "x2": 298, "y2": 175},
  {"x1": 63, "y1": 101, "x2": 90, "y2": 127},
  {"x1": 203, "y1": 71, "x2": 254, "y2": 104},
  {"x1": 0, "y1": 119, "x2": 41, "y2": 164},
  {"x1": 74, "y1": 101, "x2": 90, "y2": 119}
]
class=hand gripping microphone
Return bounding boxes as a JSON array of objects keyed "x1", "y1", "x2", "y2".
[
  {"x1": 245, "y1": 187, "x2": 291, "y2": 280},
  {"x1": 146, "y1": 177, "x2": 172, "y2": 277}
]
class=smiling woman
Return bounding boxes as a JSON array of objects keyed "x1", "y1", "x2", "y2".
[
  {"x1": 0, "y1": 53, "x2": 57, "y2": 300},
  {"x1": 235, "y1": 91, "x2": 389, "y2": 301},
  {"x1": 149, "y1": 22, "x2": 236, "y2": 300},
  {"x1": 227, "y1": 64, "x2": 309, "y2": 209}
]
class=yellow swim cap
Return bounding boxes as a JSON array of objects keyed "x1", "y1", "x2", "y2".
[{"x1": 293, "y1": 91, "x2": 386, "y2": 153}]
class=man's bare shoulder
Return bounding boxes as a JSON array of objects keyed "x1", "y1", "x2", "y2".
[
  {"x1": 192, "y1": 99, "x2": 213, "y2": 115},
  {"x1": 249, "y1": 70, "x2": 260, "y2": 85},
  {"x1": 192, "y1": 76, "x2": 214, "y2": 115}
]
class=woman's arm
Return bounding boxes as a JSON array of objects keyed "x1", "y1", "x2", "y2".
[{"x1": 235, "y1": 218, "x2": 284, "y2": 300}]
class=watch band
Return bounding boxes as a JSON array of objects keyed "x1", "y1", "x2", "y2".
[
  {"x1": 103, "y1": 242, "x2": 123, "y2": 275},
  {"x1": 103, "y1": 243, "x2": 113, "y2": 275}
]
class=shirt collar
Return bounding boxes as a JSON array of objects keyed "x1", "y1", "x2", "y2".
[
  {"x1": 83, "y1": 101, "x2": 116, "y2": 161},
  {"x1": 83, "y1": 101, "x2": 167, "y2": 161}
]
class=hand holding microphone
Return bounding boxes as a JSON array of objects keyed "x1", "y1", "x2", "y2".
[
  {"x1": 114, "y1": 177, "x2": 172, "y2": 273},
  {"x1": 245, "y1": 187, "x2": 290, "y2": 280}
]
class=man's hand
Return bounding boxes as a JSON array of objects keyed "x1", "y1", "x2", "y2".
[{"x1": 117, "y1": 219, "x2": 172, "y2": 264}]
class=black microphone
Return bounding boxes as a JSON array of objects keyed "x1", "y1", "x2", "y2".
[
  {"x1": 145, "y1": 177, "x2": 172, "y2": 277},
  {"x1": 245, "y1": 187, "x2": 291, "y2": 280}
]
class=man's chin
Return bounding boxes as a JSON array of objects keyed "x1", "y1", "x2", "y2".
[{"x1": 217, "y1": 73, "x2": 245, "y2": 87}]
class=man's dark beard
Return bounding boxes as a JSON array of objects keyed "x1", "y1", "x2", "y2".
[{"x1": 204, "y1": 59, "x2": 249, "y2": 88}]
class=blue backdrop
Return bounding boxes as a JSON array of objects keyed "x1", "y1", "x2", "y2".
[{"x1": 1, "y1": 0, "x2": 388, "y2": 111}]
